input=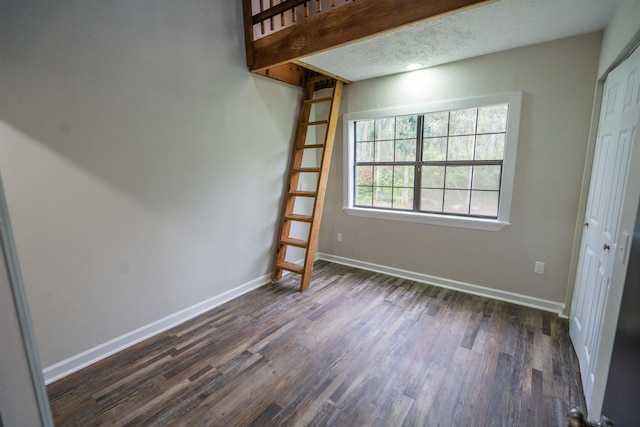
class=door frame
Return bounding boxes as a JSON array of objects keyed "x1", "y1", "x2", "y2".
[
  {"x1": 567, "y1": 36, "x2": 640, "y2": 418},
  {"x1": 0, "y1": 174, "x2": 53, "y2": 426}
]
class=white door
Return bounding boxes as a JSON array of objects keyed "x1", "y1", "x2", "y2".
[{"x1": 570, "y1": 46, "x2": 640, "y2": 403}]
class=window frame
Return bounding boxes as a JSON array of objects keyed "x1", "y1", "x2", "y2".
[{"x1": 343, "y1": 92, "x2": 522, "y2": 231}]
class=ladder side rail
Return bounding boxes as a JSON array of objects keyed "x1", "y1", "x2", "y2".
[
  {"x1": 300, "y1": 80, "x2": 343, "y2": 290},
  {"x1": 272, "y1": 76, "x2": 315, "y2": 281}
]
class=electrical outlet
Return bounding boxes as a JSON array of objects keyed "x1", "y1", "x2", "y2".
[
  {"x1": 534, "y1": 261, "x2": 545, "y2": 275},
  {"x1": 337, "y1": 233, "x2": 342, "y2": 242}
]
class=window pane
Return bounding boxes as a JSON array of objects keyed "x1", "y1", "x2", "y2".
[
  {"x1": 477, "y1": 104, "x2": 508, "y2": 134},
  {"x1": 396, "y1": 115, "x2": 417, "y2": 139},
  {"x1": 393, "y1": 166, "x2": 415, "y2": 188},
  {"x1": 355, "y1": 165, "x2": 373, "y2": 186},
  {"x1": 373, "y1": 187, "x2": 393, "y2": 208},
  {"x1": 393, "y1": 187, "x2": 414, "y2": 209},
  {"x1": 356, "y1": 141, "x2": 373, "y2": 162},
  {"x1": 444, "y1": 189, "x2": 470, "y2": 214},
  {"x1": 450, "y1": 108, "x2": 477, "y2": 136},
  {"x1": 423, "y1": 137, "x2": 447, "y2": 161},
  {"x1": 445, "y1": 166, "x2": 472, "y2": 189},
  {"x1": 355, "y1": 120, "x2": 375, "y2": 141},
  {"x1": 424, "y1": 112, "x2": 449, "y2": 137},
  {"x1": 470, "y1": 191, "x2": 499, "y2": 217},
  {"x1": 376, "y1": 118, "x2": 395, "y2": 140},
  {"x1": 375, "y1": 140, "x2": 394, "y2": 162},
  {"x1": 393, "y1": 166, "x2": 415, "y2": 210},
  {"x1": 420, "y1": 189, "x2": 444, "y2": 212},
  {"x1": 374, "y1": 165, "x2": 393, "y2": 187},
  {"x1": 356, "y1": 186, "x2": 373, "y2": 206},
  {"x1": 447, "y1": 136, "x2": 474, "y2": 160},
  {"x1": 475, "y1": 134, "x2": 505, "y2": 160},
  {"x1": 422, "y1": 166, "x2": 445, "y2": 188},
  {"x1": 472, "y1": 165, "x2": 501, "y2": 191},
  {"x1": 395, "y1": 139, "x2": 416, "y2": 162}
]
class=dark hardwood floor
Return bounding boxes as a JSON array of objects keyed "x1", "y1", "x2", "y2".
[{"x1": 47, "y1": 261, "x2": 586, "y2": 426}]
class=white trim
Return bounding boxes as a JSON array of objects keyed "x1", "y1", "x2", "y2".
[
  {"x1": 344, "y1": 206, "x2": 510, "y2": 231},
  {"x1": 317, "y1": 252, "x2": 565, "y2": 314},
  {"x1": 42, "y1": 272, "x2": 272, "y2": 384},
  {"x1": 343, "y1": 91, "x2": 523, "y2": 231}
]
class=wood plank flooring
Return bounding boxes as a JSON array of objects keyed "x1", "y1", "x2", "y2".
[{"x1": 47, "y1": 261, "x2": 586, "y2": 426}]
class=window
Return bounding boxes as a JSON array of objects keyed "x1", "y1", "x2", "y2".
[{"x1": 344, "y1": 92, "x2": 522, "y2": 231}]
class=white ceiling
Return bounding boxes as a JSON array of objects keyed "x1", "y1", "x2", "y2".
[{"x1": 300, "y1": 0, "x2": 620, "y2": 82}]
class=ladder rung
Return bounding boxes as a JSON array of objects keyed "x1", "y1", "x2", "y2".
[
  {"x1": 285, "y1": 214, "x2": 313, "y2": 222},
  {"x1": 276, "y1": 261, "x2": 304, "y2": 275},
  {"x1": 293, "y1": 167, "x2": 321, "y2": 173},
  {"x1": 301, "y1": 120, "x2": 329, "y2": 126},
  {"x1": 289, "y1": 190, "x2": 316, "y2": 197},
  {"x1": 304, "y1": 96, "x2": 333, "y2": 104},
  {"x1": 296, "y1": 144, "x2": 324, "y2": 150},
  {"x1": 280, "y1": 237, "x2": 308, "y2": 248}
]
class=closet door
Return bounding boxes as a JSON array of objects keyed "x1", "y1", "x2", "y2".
[{"x1": 570, "y1": 46, "x2": 640, "y2": 404}]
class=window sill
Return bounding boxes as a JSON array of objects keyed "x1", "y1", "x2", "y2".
[{"x1": 343, "y1": 207, "x2": 510, "y2": 231}]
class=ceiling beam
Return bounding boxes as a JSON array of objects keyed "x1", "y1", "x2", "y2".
[{"x1": 249, "y1": 0, "x2": 495, "y2": 72}]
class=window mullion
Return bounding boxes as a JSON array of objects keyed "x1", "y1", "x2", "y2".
[
  {"x1": 413, "y1": 115, "x2": 424, "y2": 211},
  {"x1": 353, "y1": 121, "x2": 357, "y2": 208},
  {"x1": 442, "y1": 111, "x2": 450, "y2": 212}
]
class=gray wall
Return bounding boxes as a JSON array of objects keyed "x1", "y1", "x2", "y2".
[
  {"x1": 0, "y1": 0, "x2": 301, "y2": 368},
  {"x1": 598, "y1": 0, "x2": 640, "y2": 78},
  {"x1": 319, "y1": 32, "x2": 603, "y2": 305}
]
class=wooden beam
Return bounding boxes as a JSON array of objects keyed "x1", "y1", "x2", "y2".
[
  {"x1": 293, "y1": 59, "x2": 352, "y2": 85},
  {"x1": 250, "y1": 0, "x2": 494, "y2": 72},
  {"x1": 252, "y1": 62, "x2": 307, "y2": 87},
  {"x1": 241, "y1": 0, "x2": 255, "y2": 67}
]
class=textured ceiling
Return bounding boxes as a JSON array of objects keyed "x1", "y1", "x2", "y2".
[{"x1": 300, "y1": 0, "x2": 620, "y2": 82}]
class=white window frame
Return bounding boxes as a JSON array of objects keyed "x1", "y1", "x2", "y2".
[{"x1": 343, "y1": 91, "x2": 522, "y2": 231}]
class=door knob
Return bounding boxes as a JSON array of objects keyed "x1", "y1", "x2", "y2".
[
  {"x1": 568, "y1": 408, "x2": 614, "y2": 426},
  {"x1": 603, "y1": 244, "x2": 611, "y2": 251}
]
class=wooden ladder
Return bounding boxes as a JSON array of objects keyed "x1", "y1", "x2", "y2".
[{"x1": 272, "y1": 75, "x2": 343, "y2": 291}]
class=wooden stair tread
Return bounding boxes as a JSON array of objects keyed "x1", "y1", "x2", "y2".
[
  {"x1": 276, "y1": 261, "x2": 304, "y2": 274},
  {"x1": 280, "y1": 237, "x2": 309, "y2": 248},
  {"x1": 285, "y1": 214, "x2": 313, "y2": 222},
  {"x1": 293, "y1": 167, "x2": 321, "y2": 173}
]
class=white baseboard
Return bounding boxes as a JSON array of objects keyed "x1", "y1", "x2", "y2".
[
  {"x1": 317, "y1": 252, "x2": 565, "y2": 314},
  {"x1": 43, "y1": 254, "x2": 564, "y2": 384},
  {"x1": 42, "y1": 272, "x2": 272, "y2": 384}
]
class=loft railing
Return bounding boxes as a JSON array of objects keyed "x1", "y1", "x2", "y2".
[
  {"x1": 242, "y1": 0, "x2": 495, "y2": 86},
  {"x1": 249, "y1": 0, "x2": 353, "y2": 40},
  {"x1": 243, "y1": 0, "x2": 354, "y2": 86}
]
